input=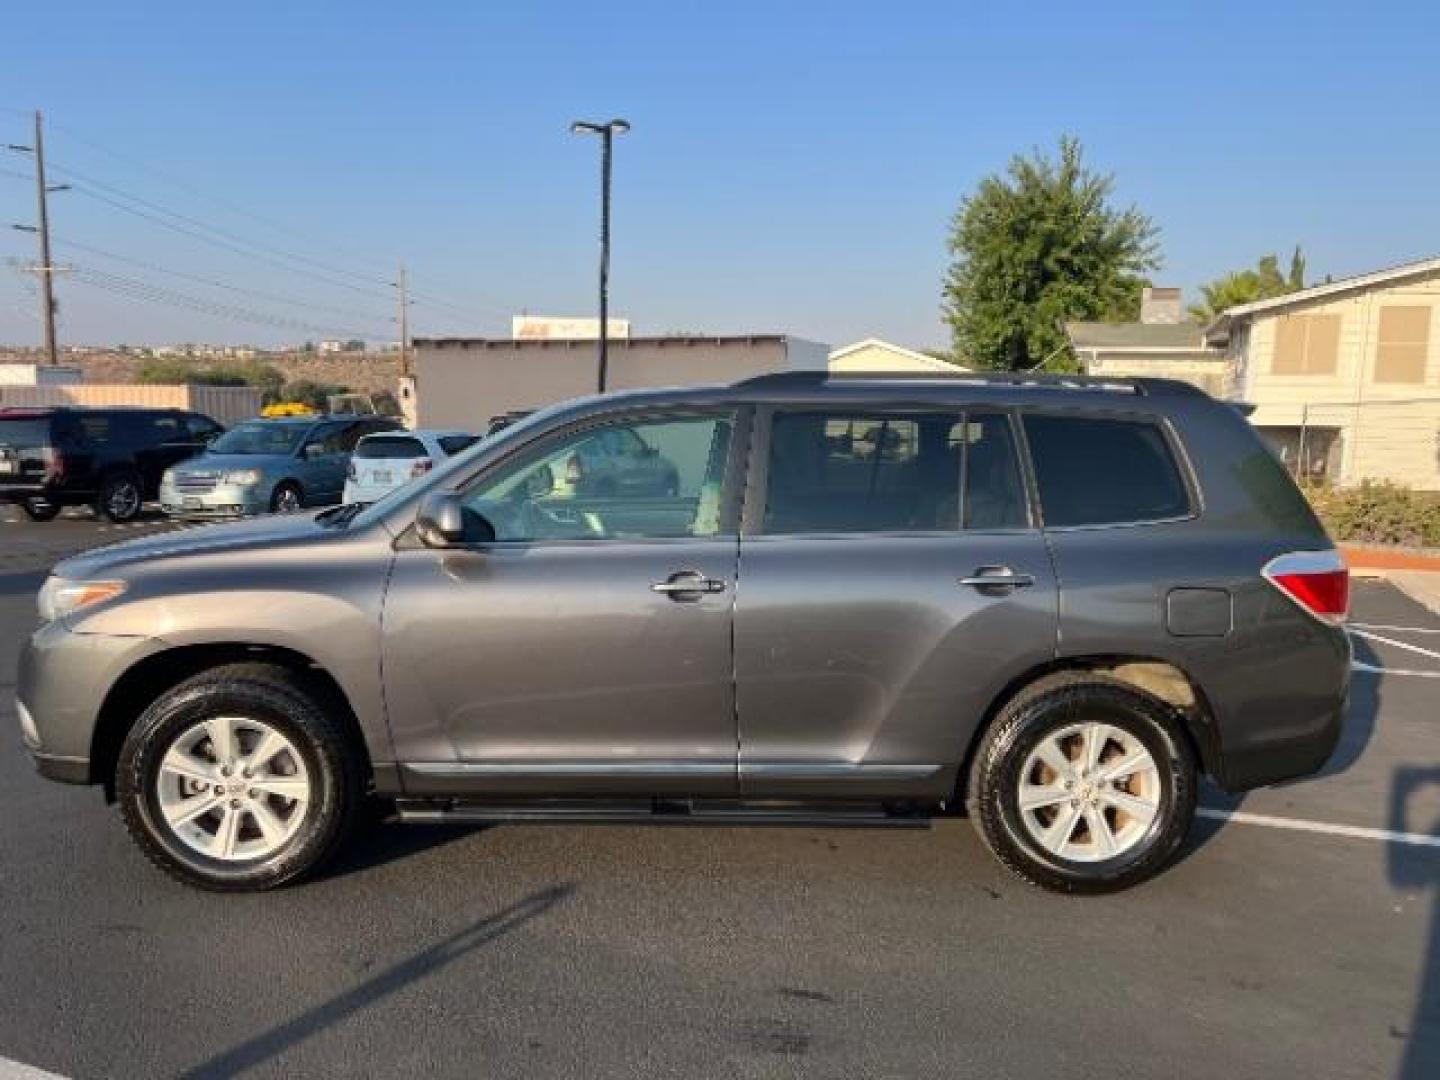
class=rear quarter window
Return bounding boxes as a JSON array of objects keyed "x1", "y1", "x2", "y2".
[{"x1": 1023, "y1": 414, "x2": 1191, "y2": 527}]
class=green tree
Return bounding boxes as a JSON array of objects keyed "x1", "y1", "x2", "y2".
[
  {"x1": 1188, "y1": 248, "x2": 1307, "y2": 323},
  {"x1": 943, "y1": 136, "x2": 1160, "y2": 371}
]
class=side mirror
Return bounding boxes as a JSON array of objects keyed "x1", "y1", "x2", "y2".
[{"x1": 416, "y1": 491, "x2": 494, "y2": 547}]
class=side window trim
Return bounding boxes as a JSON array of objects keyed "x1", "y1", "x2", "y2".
[
  {"x1": 1016, "y1": 407, "x2": 1200, "y2": 531},
  {"x1": 445, "y1": 405, "x2": 751, "y2": 547}
]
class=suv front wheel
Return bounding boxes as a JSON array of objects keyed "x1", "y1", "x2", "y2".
[
  {"x1": 116, "y1": 663, "x2": 363, "y2": 891},
  {"x1": 967, "y1": 674, "x2": 1197, "y2": 894}
]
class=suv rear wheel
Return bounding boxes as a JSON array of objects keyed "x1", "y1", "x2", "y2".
[
  {"x1": 967, "y1": 673, "x2": 1197, "y2": 894},
  {"x1": 96, "y1": 472, "x2": 143, "y2": 523},
  {"x1": 116, "y1": 663, "x2": 363, "y2": 891}
]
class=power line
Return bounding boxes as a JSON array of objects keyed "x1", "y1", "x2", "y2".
[
  {"x1": 69, "y1": 264, "x2": 384, "y2": 339},
  {"x1": 45, "y1": 121, "x2": 513, "y2": 321},
  {"x1": 55, "y1": 237, "x2": 395, "y2": 328}
]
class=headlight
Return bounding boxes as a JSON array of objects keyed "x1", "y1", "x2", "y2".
[
  {"x1": 223, "y1": 469, "x2": 263, "y2": 486},
  {"x1": 37, "y1": 577, "x2": 128, "y2": 623}
]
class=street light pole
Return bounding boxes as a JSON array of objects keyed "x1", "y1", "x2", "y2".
[
  {"x1": 570, "y1": 118, "x2": 629, "y2": 393},
  {"x1": 32, "y1": 111, "x2": 58, "y2": 366}
]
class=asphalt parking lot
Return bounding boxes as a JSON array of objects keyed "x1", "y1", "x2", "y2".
[{"x1": 0, "y1": 511, "x2": 1436, "y2": 1079}]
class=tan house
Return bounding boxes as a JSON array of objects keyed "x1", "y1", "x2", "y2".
[
  {"x1": 1068, "y1": 287, "x2": 1230, "y2": 395},
  {"x1": 828, "y1": 338, "x2": 967, "y2": 373},
  {"x1": 1204, "y1": 256, "x2": 1440, "y2": 489}
]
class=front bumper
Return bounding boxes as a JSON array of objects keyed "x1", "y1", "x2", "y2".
[
  {"x1": 17, "y1": 620, "x2": 161, "y2": 787},
  {"x1": 160, "y1": 480, "x2": 269, "y2": 519}
]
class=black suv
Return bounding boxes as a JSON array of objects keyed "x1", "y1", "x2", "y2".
[{"x1": 0, "y1": 407, "x2": 223, "y2": 523}]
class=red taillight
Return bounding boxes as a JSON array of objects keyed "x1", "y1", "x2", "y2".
[
  {"x1": 565, "y1": 454, "x2": 584, "y2": 483},
  {"x1": 410, "y1": 458, "x2": 433, "y2": 478},
  {"x1": 1263, "y1": 550, "x2": 1349, "y2": 625},
  {"x1": 43, "y1": 448, "x2": 67, "y2": 480}
]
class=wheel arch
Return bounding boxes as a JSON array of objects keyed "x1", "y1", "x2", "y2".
[
  {"x1": 91, "y1": 642, "x2": 369, "y2": 801},
  {"x1": 956, "y1": 654, "x2": 1219, "y2": 805}
]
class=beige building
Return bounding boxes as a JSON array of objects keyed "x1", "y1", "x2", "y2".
[
  {"x1": 408, "y1": 334, "x2": 829, "y2": 430},
  {"x1": 1205, "y1": 256, "x2": 1440, "y2": 489},
  {"x1": 1069, "y1": 288, "x2": 1229, "y2": 395},
  {"x1": 828, "y1": 338, "x2": 967, "y2": 373}
]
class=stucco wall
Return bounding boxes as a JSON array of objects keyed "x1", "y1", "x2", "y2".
[{"x1": 411, "y1": 338, "x2": 797, "y2": 430}]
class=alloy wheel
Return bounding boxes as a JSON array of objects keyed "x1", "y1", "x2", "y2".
[
  {"x1": 1016, "y1": 721, "x2": 1161, "y2": 863},
  {"x1": 107, "y1": 480, "x2": 141, "y2": 520},
  {"x1": 154, "y1": 715, "x2": 312, "y2": 862}
]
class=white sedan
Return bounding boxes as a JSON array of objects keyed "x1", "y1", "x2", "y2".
[{"x1": 343, "y1": 429, "x2": 480, "y2": 505}]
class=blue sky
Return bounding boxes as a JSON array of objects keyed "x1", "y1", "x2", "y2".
[{"x1": 1, "y1": 0, "x2": 1437, "y2": 350}]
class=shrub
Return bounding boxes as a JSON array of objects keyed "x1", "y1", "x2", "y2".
[{"x1": 1303, "y1": 481, "x2": 1440, "y2": 549}]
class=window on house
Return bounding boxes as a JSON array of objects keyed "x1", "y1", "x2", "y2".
[
  {"x1": 1374, "y1": 305, "x2": 1432, "y2": 384},
  {"x1": 1272, "y1": 314, "x2": 1341, "y2": 375}
]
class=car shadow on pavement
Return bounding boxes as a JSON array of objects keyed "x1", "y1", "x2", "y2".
[
  {"x1": 179, "y1": 882, "x2": 575, "y2": 1080},
  {"x1": 314, "y1": 819, "x2": 491, "y2": 881},
  {"x1": 1391, "y1": 765, "x2": 1440, "y2": 1079}
]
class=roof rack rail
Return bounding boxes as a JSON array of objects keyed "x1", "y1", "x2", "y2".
[{"x1": 730, "y1": 370, "x2": 1201, "y2": 395}]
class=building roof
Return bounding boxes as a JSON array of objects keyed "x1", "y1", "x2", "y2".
[
  {"x1": 828, "y1": 337, "x2": 966, "y2": 371},
  {"x1": 414, "y1": 334, "x2": 796, "y2": 349},
  {"x1": 1203, "y1": 254, "x2": 1440, "y2": 341},
  {"x1": 1065, "y1": 321, "x2": 1210, "y2": 351}
]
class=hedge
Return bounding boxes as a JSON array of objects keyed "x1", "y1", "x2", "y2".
[{"x1": 1303, "y1": 481, "x2": 1440, "y2": 549}]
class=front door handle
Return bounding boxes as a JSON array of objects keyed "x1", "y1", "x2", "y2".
[
  {"x1": 959, "y1": 566, "x2": 1035, "y2": 591},
  {"x1": 651, "y1": 571, "x2": 727, "y2": 599}
]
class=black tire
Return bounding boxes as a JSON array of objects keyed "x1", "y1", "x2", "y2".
[
  {"x1": 95, "y1": 472, "x2": 143, "y2": 523},
  {"x1": 20, "y1": 498, "x2": 60, "y2": 521},
  {"x1": 270, "y1": 481, "x2": 303, "y2": 514},
  {"x1": 116, "y1": 663, "x2": 365, "y2": 892},
  {"x1": 966, "y1": 673, "x2": 1197, "y2": 895}
]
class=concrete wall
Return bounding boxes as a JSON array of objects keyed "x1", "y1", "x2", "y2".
[
  {"x1": 411, "y1": 337, "x2": 818, "y2": 430},
  {"x1": 1232, "y1": 269, "x2": 1440, "y2": 489},
  {"x1": 0, "y1": 384, "x2": 264, "y2": 426}
]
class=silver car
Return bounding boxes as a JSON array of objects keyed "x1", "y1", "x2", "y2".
[
  {"x1": 18, "y1": 373, "x2": 1350, "y2": 893},
  {"x1": 160, "y1": 414, "x2": 402, "y2": 518}
]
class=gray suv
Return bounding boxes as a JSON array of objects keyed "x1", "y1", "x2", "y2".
[{"x1": 16, "y1": 373, "x2": 1351, "y2": 893}]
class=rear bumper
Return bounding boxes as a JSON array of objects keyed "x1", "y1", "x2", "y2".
[{"x1": 1, "y1": 484, "x2": 92, "y2": 505}]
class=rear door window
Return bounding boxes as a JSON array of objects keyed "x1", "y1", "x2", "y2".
[
  {"x1": 1023, "y1": 414, "x2": 1191, "y2": 527},
  {"x1": 763, "y1": 411, "x2": 963, "y2": 533}
]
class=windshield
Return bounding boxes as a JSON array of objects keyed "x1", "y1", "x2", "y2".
[{"x1": 208, "y1": 421, "x2": 308, "y2": 456}]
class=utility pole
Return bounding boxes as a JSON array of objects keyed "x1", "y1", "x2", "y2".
[
  {"x1": 31, "y1": 110, "x2": 58, "y2": 366},
  {"x1": 7, "y1": 111, "x2": 63, "y2": 365},
  {"x1": 397, "y1": 264, "x2": 411, "y2": 376},
  {"x1": 570, "y1": 118, "x2": 629, "y2": 393}
]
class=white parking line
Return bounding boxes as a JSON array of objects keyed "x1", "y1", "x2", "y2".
[
  {"x1": 1350, "y1": 622, "x2": 1440, "y2": 636},
  {"x1": 1348, "y1": 627, "x2": 1440, "y2": 662},
  {"x1": 1352, "y1": 661, "x2": 1440, "y2": 678},
  {"x1": 1197, "y1": 808, "x2": 1440, "y2": 849},
  {"x1": 0, "y1": 1055, "x2": 66, "y2": 1079}
]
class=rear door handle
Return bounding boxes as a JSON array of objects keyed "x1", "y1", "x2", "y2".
[
  {"x1": 652, "y1": 571, "x2": 727, "y2": 599},
  {"x1": 959, "y1": 566, "x2": 1035, "y2": 591}
]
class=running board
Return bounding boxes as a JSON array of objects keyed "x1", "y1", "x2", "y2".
[{"x1": 393, "y1": 797, "x2": 933, "y2": 829}]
